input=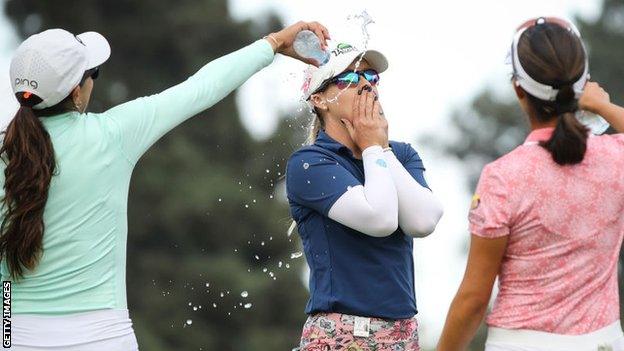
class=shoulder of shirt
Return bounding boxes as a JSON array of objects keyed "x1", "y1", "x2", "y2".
[
  {"x1": 482, "y1": 144, "x2": 531, "y2": 174},
  {"x1": 389, "y1": 140, "x2": 417, "y2": 156},
  {"x1": 289, "y1": 144, "x2": 333, "y2": 157},
  {"x1": 596, "y1": 133, "x2": 624, "y2": 143},
  {"x1": 286, "y1": 145, "x2": 339, "y2": 168}
]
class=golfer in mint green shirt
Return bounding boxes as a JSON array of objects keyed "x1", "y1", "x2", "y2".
[{"x1": 1, "y1": 21, "x2": 330, "y2": 350}]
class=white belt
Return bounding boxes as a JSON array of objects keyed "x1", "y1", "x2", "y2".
[{"x1": 487, "y1": 321, "x2": 624, "y2": 351}]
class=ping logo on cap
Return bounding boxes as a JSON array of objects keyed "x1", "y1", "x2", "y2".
[
  {"x1": 331, "y1": 43, "x2": 357, "y2": 57},
  {"x1": 14, "y1": 78, "x2": 38, "y2": 90}
]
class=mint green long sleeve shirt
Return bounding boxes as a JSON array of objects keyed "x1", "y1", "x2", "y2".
[{"x1": 0, "y1": 39, "x2": 275, "y2": 315}]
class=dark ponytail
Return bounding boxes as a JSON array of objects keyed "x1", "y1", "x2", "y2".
[
  {"x1": 518, "y1": 22, "x2": 589, "y2": 165},
  {"x1": 538, "y1": 85, "x2": 588, "y2": 165},
  {"x1": 0, "y1": 94, "x2": 57, "y2": 280}
]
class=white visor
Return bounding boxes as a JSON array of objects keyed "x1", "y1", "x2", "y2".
[{"x1": 508, "y1": 18, "x2": 589, "y2": 102}]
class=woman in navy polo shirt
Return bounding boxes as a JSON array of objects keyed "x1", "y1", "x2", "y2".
[{"x1": 287, "y1": 43, "x2": 444, "y2": 351}]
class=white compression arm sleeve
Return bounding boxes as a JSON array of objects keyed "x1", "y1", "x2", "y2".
[
  {"x1": 384, "y1": 150, "x2": 443, "y2": 237},
  {"x1": 327, "y1": 146, "x2": 399, "y2": 237}
]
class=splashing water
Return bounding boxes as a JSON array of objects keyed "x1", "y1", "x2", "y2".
[
  {"x1": 324, "y1": 10, "x2": 376, "y2": 105},
  {"x1": 186, "y1": 319, "x2": 193, "y2": 326},
  {"x1": 241, "y1": 291, "x2": 248, "y2": 298},
  {"x1": 297, "y1": 10, "x2": 378, "y2": 150},
  {"x1": 290, "y1": 251, "x2": 303, "y2": 259},
  {"x1": 244, "y1": 303, "x2": 253, "y2": 309},
  {"x1": 287, "y1": 221, "x2": 297, "y2": 237}
]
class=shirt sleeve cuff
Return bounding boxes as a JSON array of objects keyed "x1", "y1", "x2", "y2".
[
  {"x1": 361, "y1": 145, "x2": 384, "y2": 158},
  {"x1": 254, "y1": 39, "x2": 276, "y2": 65}
]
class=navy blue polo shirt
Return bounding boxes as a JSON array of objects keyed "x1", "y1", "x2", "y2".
[{"x1": 286, "y1": 130, "x2": 429, "y2": 320}]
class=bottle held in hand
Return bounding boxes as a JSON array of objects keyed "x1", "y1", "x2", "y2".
[
  {"x1": 293, "y1": 30, "x2": 330, "y2": 66},
  {"x1": 576, "y1": 110, "x2": 610, "y2": 135}
]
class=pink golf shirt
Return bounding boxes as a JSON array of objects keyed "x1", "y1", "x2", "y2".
[{"x1": 469, "y1": 127, "x2": 624, "y2": 335}]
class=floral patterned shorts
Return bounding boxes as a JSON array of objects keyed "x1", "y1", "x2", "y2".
[{"x1": 297, "y1": 313, "x2": 420, "y2": 351}]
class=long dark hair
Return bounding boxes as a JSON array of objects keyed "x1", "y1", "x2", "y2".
[
  {"x1": 518, "y1": 22, "x2": 589, "y2": 165},
  {"x1": 0, "y1": 69, "x2": 94, "y2": 280}
]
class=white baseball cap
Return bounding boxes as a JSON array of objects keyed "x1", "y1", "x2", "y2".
[
  {"x1": 302, "y1": 42, "x2": 388, "y2": 100},
  {"x1": 10, "y1": 28, "x2": 111, "y2": 109}
]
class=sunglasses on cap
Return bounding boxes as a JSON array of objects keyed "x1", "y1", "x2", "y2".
[
  {"x1": 79, "y1": 67, "x2": 100, "y2": 86},
  {"x1": 89, "y1": 67, "x2": 100, "y2": 80},
  {"x1": 318, "y1": 69, "x2": 380, "y2": 92}
]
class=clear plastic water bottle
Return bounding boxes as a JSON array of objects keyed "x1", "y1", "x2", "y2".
[
  {"x1": 575, "y1": 110, "x2": 610, "y2": 135},
  {"x1": 293, "y1": 30, "x2": 330, "y2": 66}
]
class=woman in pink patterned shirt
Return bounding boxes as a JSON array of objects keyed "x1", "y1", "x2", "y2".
[{"x1": 438, "y1": 17, "x2": 624, "y2": 351}]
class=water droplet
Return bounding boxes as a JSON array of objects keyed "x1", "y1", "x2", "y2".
[
  {"x1": 218, "y1": 198, "x2": 222, "y2": 202},
  {"x1": 193, "y1": 306, "x2": 198, "y2": 311},
  {"x1": 262, "y1": 268, "x2": 268, "y2": 273},
  {"x1": 287, "y1": 221, "x2": 297, "y2": 237},
  {"x1": 213, "y1": 303, "x2": 217, "y2": 308},
  {"x1": 186, "y1": 319, "x2": 193, "y2": 325},
  {"x1": 303, "y1": 163, "x2": 310, "y2": 170},
  {"x1": 278, "y1": 261, "x2": 283, "y2": 268},
  {"x1": 254, "y1": 255, "x2": 259, "y2": 260},
  {"x1": 290, "y1": 251, "x2": 303, "y2": 259},
  {"x1": 220, "y1": 292, "x2": 225, "y2": 298},
  {"x1": 265, "y1": 169, "x2": 270, "y2": 173},
  {"x1": 261, "y1": 241, "x2": 265, "y2": 246},
  {"x1": 205, "y1": 283, "x2": 210, "y2": 288},
  {"x1": 188, "y1": 302, "x2": 192, "y2": 306},
  {"x1": 286, "y1": 264, "x2": 291, "y2": 269},
  {"x1": 241, "y1": 291, "x2": 248, "y2": 298},
  {"x1": 244, "y1": 303, "x2": 252, "y2": 309}
]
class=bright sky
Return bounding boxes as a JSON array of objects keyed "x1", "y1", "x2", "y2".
[{"x1": 0, "y1": 0, "x2": 602, "y2": 348}]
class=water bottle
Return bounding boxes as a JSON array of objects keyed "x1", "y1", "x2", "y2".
[
  {"x1": 293, "y1": 30, "x2": 330, "y2": 66},
  {"x1": 575, "y1": 110, "x2": 610, "y2": 135}
]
